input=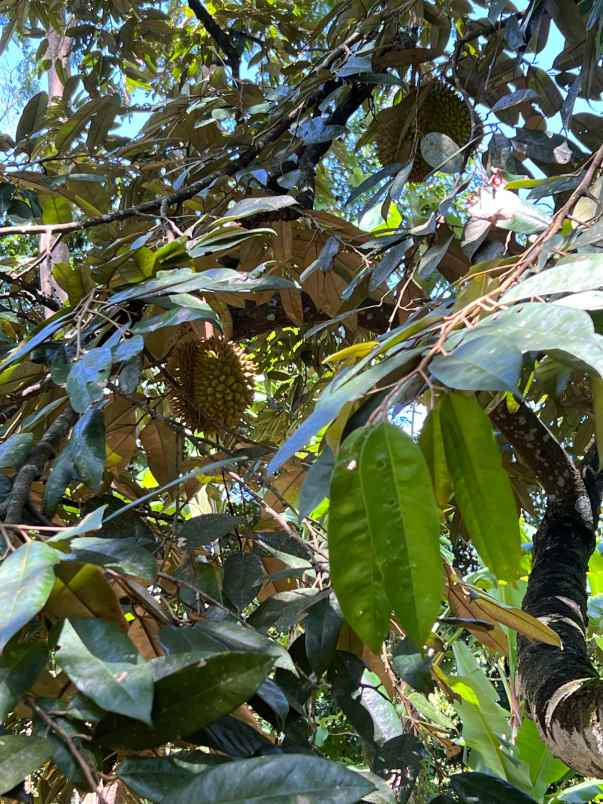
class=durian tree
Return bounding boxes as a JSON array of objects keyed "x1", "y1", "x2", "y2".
[{"x1": 0, "y1": 0, "x2": 603, "y2": 801}]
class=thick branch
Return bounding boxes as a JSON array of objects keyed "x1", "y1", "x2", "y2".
[
  {"x1": 188, "y1": 0, "x2": 241, "y2": 78},
  {"x1": 2, "y1": 405, "x2": 77, "y2": 524},
  {"x1": 230, "y1": 292, "x2": 395, "y2": 339},
  {"x1": 491, "y1": 398, "x2": 603, "y2": 775}
]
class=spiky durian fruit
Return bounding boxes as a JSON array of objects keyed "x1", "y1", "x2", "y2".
[
  {"x1": 374, "y1": 80, "x2": 477, "y2": 182},
  {"x1": 168, "y1": 336, "x2": 256, "y2": 433}
]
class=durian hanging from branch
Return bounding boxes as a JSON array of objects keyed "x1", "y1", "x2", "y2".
[
  {"x1": 167, "y1": 336, "x2": 256, "y2": 434},
  {"x1": 362, "y1": 79, "x2": 480, "y2": 182}
]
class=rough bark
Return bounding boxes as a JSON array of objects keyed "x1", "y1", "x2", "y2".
[
  {"x1": 39, "y1": 27, "x2": 71, "y2": 314},
  {"x1": 492, "y1": 400, "x2": 603, "y2": 775}
]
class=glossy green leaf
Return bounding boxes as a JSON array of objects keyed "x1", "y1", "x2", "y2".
[
  {"x1": 223, "y1": 553, "x2": 264, "y2": 611},
  {"x1": 450, "y1": 772, "x2": 536, "y2": 803},
  {"x1": 502, "y1": 254, "x2": 603, "y2": 303},
  {"x1": 159, "y1": 618, "x2": 295, "y2": 672},
  {"x1": 72, "y1": 406, "x2": 106, "y2": 491},
  {"x1": 329, "y1": 423, "x2": 443, "y2": 651},
  {"x1": 56, "y1": 618, "x2": 153, "y2": 724},
  {"x1": 419, "y1": 406, "x2": 453, "y2": 507},
  {"x1": 299, "y1": 446, "x2": 335, "y2": 518},
  {"x1": 66, "y1": 536, "x2": 156, "y2": 582},
  {"x1": 0, "y1": 735, "x2": 53, "y2": 795},
  {"x1": 66, "y1": 346, "x2": 112, "y2": 413},
  {"x1": 516, "y1": 718, "x2": 568, "y2": 800},
  {"x1": 97, "y1": 651, "x2": 274, "y2": 749},
  {"x1": 0, "y1": 433, "x2": 33, "y2": 469},
  {"x1": 119, "y1": 754, "x2": 227, "y2": 802},
  {"x1": 0, "y1": 542, "x2": 62, "y2": 653},
  {"x1": 169, "y1": 754, "x2": 374, "y2": 804},
  {"x1": 15, "y1": 91, "x2": 48, "y2": 140},
  {"x1": 0, "y1": 642, "x2": 47, "y2": 720},
  {"x1": 177, "y1": 514, "x2": 243, "y2": 548},
  {"x1": 440, "y1": 393, "x2": 521, "y2": 581},
  {"x1": 0, "y1": 312, "x2": 71, "y2": 374},
  {"x1": 305, "y1": 595, "x2": 343, "y2": 677}
]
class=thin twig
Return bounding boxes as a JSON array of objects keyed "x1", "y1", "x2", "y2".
[{"x1": 29, "y1": 699, "x2": 107, "y2": 803}]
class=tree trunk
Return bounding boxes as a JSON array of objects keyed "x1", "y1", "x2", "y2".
[
  {"x1": 492, "y1": 401, "x2": 603, "y2": 775},
  {"x1": 39, "y1": 27, "x2": 70, "y2": 314}
]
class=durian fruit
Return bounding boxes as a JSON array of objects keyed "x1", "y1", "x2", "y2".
[
  {"x1": 168, "y1": 336, "x2": 256, "y2": 433},
  {"x1": 373, "y1": 80, "x2": 477, "y2": 182}
]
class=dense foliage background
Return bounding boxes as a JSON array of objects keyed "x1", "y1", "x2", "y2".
[{"x1": 0, "y1": 0, "x2": 602, "y2": 802}]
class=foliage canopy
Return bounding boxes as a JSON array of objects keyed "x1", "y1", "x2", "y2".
[{"x1": 0, "y1": 0, "x2": 602, "y2": 802}]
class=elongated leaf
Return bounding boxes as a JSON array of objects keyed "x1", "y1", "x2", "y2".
[
  {"x1": 502, "y1": 254, "x2": 603, "y2": 303},
  {"x1": 119, "y1": 754, "x2": 227, "y2": 802},
  {"x1": 419, "y1": 406, "x2": 453, "y2": 507},
  {"x1": 0, "y1": 642, "x2": 47, "y2": 720},
  {"x1": 0, "y1": 433, "x2": 33, "y2": 469},
  {"x1": 108, "y1": 268, "x2": 295, "y2": 305},
  {"x1": 440, "y1": 393, "x2": 521, "y2": 581},
  {"x1": 97, "y1": 651, "x2": 274, "y2": 748},
  {"x1": 0, "y1": 542, "x2": 62, "y2": 653},
  {"x1": 450, "y1": 772, "x2": 536, "y2": 803},
  {"x1": 177, "y1": 513, "x2": 243, "y2": 548},
  {"x1": 169, "y1": 754, "x2": 374, "y2": 804},
  {"x1": 44, "y1": 563, "x2": 124, "y2": 625},
  {"x1": 0, "y1": 313, "x2": 71, "y2": 374},
  {"x1": 492, "y1": 89, "x2": 538, "y2": 112},
  {"x1": 66, "y1": 347, "x2": 112, "y2": 413},
  {"x1": 0, "y1": 735, "x2": 53, "y2": 795},
  {"x1": 329, "y1": 423, "x2": 443, "y2": 651},
  {"x1": 56, "y1": 619, "x2": 153, "y2": 724},
  {"x1": 516, "y1": 718, "x2": 567, "y2": 800},
  {"x1": 15, "y1": 91, "x2": 48, "y2": 141},
  {"x1": 470, "y1": 593, "x2": 561, "y2": 647}
]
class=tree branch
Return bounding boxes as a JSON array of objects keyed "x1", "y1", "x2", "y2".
[
  {"x1": 188, "y1": 0, "x2": 241, "y2": 79},
  {"x1": 1, "y1": 405, "x2": 77, "y2": 525},
  {"x1": 490, "y1": 397, "x2": 603, "y2": 775}
]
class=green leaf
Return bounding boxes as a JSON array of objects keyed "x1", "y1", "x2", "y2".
[
  {"x1": 299, "y1": 446, "x2": 335, "y2": 518},
  {"x1": 223, "y1": 553, "x2": 264, "y2": 611},
  {"x1": 15, "y1": 91, "x2": 48, "y2": 141},
  {"x1": 502, "y1": 254, "x2": 603, "y2": 303},
  {"x1": 439, "y1": 393, "x2": 521, "y2": 581},
  {"x1": 108, "y1": 268, "x2": 295, "y2": 306},
  {"x1": 516, "y1": 718, "x2": 568, "y2": 800},
  {"x1": 159, "y1": 618, "x2": 295, "y2": 672},
  {"x1": 419, "y1": 407, "x2": 452, "y2": 507},
  {"x1": 213, "y1": 194, "x2": 297, "y2": 224},
  {"x1": 177, "y1": 514, "x2": 244, "y2": 548},
  {"x1": 56, "y1": 619, "x2": 154, "y2": 724},
  {"x1": 169, "y1": 754, "x2": 375, "y2": 804},
  {"x1": 132, "y1": 303, "x2": 221, "y2": 334},
  {"x1": 66, "y1": 536, "x2": 156, "y2": 582},
  {"x1": 0, "y1": 642, "x2": 47, "y2": 720},
  {"x1": 248, "y1": 589, "x2": 325, "y2": 632},
  {"x1": 72, "y1": 406, "x2": 106, "y2": 491},
  {"x1": 0, "y1": 542, "x2": 62, "y2": 653},
  {"x1": 329, "y1": 424, "x2": 443, "y2": 652},
  {"x1": 0, "y1": 433, "x2": 33, "y2": 469},
  {"x1": 66, "y1": 347, "x2": 112, "y2": 413},
  {"x1": 305, "y1": 595, "x2": 343, "y2": 677},
  {"x1": 119, "y1": 754, "x2": 227, "y2": 802},
  {"x1": 430, "y1": 337, "x2": 524, "y2": 392},
  {"x1": 450, "y1": 772, "x2": 536, "y2": 803},
  {"x1": 268, "y1": 347, "x2": 423, "y2": 474},
  {"x1": 0, "y1": 312, "x2": 71, "y2": 374},
  {"x1": 43, "y1": 444, "x2": 77, "y2": 515},
  {"x1": 0, "y1": 735, "x2": 53, "y2": 795},
  {"x1": 97, "y1": 651, "x2": 274, "y2": 749}
]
